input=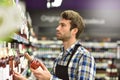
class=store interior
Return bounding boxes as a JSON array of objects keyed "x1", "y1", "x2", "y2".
[{"x1": 0, "y1": 0, "x2": 120, "y2": 80}]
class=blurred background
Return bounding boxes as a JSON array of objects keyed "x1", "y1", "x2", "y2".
[{"x1": 23, "y1": 0, "x2": 120, "y2": 41}]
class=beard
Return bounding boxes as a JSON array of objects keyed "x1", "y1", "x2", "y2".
[{"x1": 56, "y1": 33, "x2": 71, "y2": 41}]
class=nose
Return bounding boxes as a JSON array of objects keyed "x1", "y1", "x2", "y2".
[{"x1": 56, "y1": 25, "x2": 60, "y2": 31}]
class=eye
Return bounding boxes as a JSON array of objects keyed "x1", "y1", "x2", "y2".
[{"x1": 61, "y1": 23, "x2": 66, "y2": 27}]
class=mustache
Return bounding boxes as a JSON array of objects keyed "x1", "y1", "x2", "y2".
[
  {"x1": 56, "y1": 30, "x2": 60, "y2": 33},
  {"x1": 56, "y1": 32, "x2": 61, "y2": 34}
]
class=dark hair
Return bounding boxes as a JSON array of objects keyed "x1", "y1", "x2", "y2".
[{"x1": 60, "y1": 10, "x2": 85, "y2": 39}]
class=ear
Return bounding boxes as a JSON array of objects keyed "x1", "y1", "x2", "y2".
[{"x1": 72, "y1": 28, "x2": 78, "y2": 34}]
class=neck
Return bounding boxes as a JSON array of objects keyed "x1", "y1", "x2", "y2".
[{"x1": 63, "y1": 38, "x2": 77, "y2": 50}]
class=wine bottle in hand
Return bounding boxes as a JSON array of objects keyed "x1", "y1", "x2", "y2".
[{"x1": 24, "y1": 53, "x2": 42, "y2": 70}]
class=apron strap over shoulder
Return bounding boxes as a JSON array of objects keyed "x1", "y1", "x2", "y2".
[{"x1": 67, "y1": 44, "x2": 81, "y2": 67}]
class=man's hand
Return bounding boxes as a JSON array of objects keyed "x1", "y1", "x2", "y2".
[
  {"x1": 13, "y1": 71, "x2": 28, "y2": 80},
  {"x1": 30, "y1": 61, "x2": 51, "y2": 80}
]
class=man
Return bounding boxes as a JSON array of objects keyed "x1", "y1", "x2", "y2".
[{"x1": 14, "y1": 10, "x2": 96, "y2": 80}]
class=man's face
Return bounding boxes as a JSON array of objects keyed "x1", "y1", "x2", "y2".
[{"x1": 56, "y1": 18, "x2": 72, "y2": 41}]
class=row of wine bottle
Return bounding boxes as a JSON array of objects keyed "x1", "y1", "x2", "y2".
[{"x1": 0, "y1": 41, "x2": 41, "y2": 80}]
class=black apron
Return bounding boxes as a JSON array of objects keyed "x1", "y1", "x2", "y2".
[{"x1": 55, "y1": 44, "x2": 81, "y2": 80}]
